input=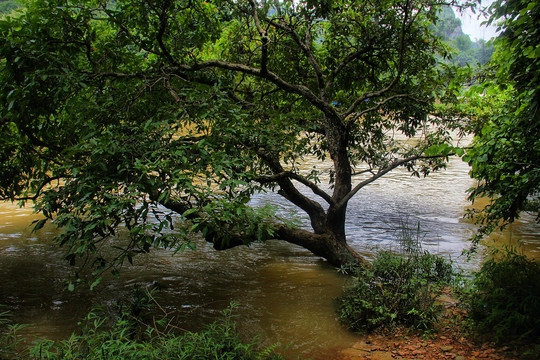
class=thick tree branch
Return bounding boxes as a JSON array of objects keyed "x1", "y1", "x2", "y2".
[
  {"x1": 147, "y1": 190, "x2": 247, "y2": 250},
  {"x1": 288, "y1": 172, "x2": 335, "y2": 206},
  {"x1": 20, "y1": 125, "x2": 63, "y2": 153},
  {"x1": 10, "y1": 176, "x2": 64, "y2": 202},
  {"x1": 255, "y1": 171, "x2": 335, "y2": 206},
  {"x1": 248, "y1": 0, "x2": 269, "y2": 75},
  {"x1": 264, "y1": 16, "x2": 326, "y2": 93},
  {"x1": 156, "y1": 0, "x2": 180, "y2": 67},
  {"x1": 255, "y1": 171, "x2": 291, "y2": 184},
  {"x1": 274, "y1": 224, "x2": 367, "y2": 267},
  {"x1": 174, "y1": 61, "x2": 339, "y2": 119},
  {"x1": 255, "y1": 151, "x2": 327, "y2": 232}
]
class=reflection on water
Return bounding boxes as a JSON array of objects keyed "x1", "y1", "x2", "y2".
[{"x1": 1, "y1": 156, "x2": 539, "y2": 358}]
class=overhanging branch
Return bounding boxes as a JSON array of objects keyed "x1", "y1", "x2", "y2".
[
  {"x1": 173, "y1": 60, "x2": 339, "y2": 120},
  {"x1": 10, "y1": 176, "x2": 64, "y2": 202}
]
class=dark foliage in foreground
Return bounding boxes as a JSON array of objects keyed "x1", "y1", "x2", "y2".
[
  {"x1": 1, "y1": 291, "x2": 287, "y2": 360},
  {"x1": 467, "y1": 249, "x2": 540, "y2": 347}
]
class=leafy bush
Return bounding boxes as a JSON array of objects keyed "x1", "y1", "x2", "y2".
[
  {"x1": 337, "y1": 250, "x2": 454, "y2": 333},
  {"x1": 467, "y1": 249, "x2": 540, "y2": 344},
  {"x1": 1, "y1": 286, "x2": 288, "y2": 359},
  {"x1": 20, "y1": 287, "x2": 286, "y2": 360},
  {"x1": 337, "y1": 222, "x2": 454, "y2": 333}
]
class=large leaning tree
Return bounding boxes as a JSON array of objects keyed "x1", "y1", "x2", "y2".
[{"x1": 0, "y1": 0, "x2": 467, "y2": 276}]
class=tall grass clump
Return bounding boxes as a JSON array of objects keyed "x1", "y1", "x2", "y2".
[
  {"x1": 466, "y1": 247, "x2": 540, "y2": 346},
  {"x1": 336, "y1": 221, "x2": 454, "y2": 333},
  {"x1": 0, "y1": 305, "x2": 27, "y2": 359},
  {"x1": 27, "y1": 287, "x2": 287, "y2": 360}
]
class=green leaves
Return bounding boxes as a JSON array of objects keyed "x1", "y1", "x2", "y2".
[
  {"x1": 28, "y1": 303, "x2": 288, "y2": 359},
  {"x1": 467, "y1": 249, "x2": 540, "y2": 344},
  {"x1": 0, "y1": 0, "x2": 481, "y2": 274},
  {"x1": 459, "y1": 0, "x2": 540, "y2": 245},
  {"x1": 424, "y1": 143, "x2": 464, "y2": 158},
  {"x1": 337, "y1": 249, "x2": 454, "y2": 333}
]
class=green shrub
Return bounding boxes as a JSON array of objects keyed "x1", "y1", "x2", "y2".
[
  {"x1": 467, "y1": 248, "x2": 540, "y2": 344},
  {"x1": 337, "y1": 221, "x2": 454, "y2": 333},
  {"x1": 24, "y1": 286, "x2": 284, "y2": 360},
  {"x1": 336, "y1": 249, "x2": 454, "y2": 333},
  {"x1": 3, "y1": 287, "x2": 290, "y2": 359}
]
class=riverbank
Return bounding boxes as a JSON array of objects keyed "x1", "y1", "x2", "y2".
[
  {"x1": 340, "y1": 333, "x2": 515, "y2": 360},
  {"x1": 336, "y1": 289, "x2": 531, "y2": 360}
]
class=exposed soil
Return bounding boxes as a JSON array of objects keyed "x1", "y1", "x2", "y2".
[
  {"x1": 326, "y1": 289, "x2": 534, "y2": 360},
  {"x1": 339, "y1": 328, "x2": 515, "y2": 360}
]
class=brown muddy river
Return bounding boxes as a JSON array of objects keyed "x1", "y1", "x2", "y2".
[{"x1": 1, "y1": 156, "x2": 539, "y2": 358}]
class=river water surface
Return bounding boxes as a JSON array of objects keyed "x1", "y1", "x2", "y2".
[{"x1": 1, "y1": 156, "x2": 539, "y2": 358}]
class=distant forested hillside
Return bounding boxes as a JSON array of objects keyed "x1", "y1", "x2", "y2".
[{"x1": 434, "y1": 6, "x2": 495, "y2": 66}]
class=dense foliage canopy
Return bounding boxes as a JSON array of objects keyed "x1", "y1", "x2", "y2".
[
  {"x1": 463, "y1": 0, "x2": 539, "y2": 243},
  {"x1": 0, "y1": 0, "x2": 468, "y2": 278}
]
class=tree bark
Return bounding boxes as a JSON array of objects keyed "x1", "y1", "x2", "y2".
[{"x1": 275, "y1": 225, "x2": 366, "y2": 268}]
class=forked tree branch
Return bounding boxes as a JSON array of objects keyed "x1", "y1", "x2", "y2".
[
  {"x1": 263, "y1": 15, "x2": 326, "y2": 93},
  {"x1": 255, "y1": 171, "x2": 335, "y2": 206}
]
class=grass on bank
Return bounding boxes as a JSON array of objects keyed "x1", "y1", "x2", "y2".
[
  {"x1": 1, "y1": 294, "x2": 287, "y2": 360},
  {"x1": 0, "y1": 305, "x2": 26, "y2": 359}
]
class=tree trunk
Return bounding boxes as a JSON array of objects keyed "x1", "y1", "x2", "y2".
[{"x1": 275, "y1": 225, "x2": 366, "y2": 268}]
